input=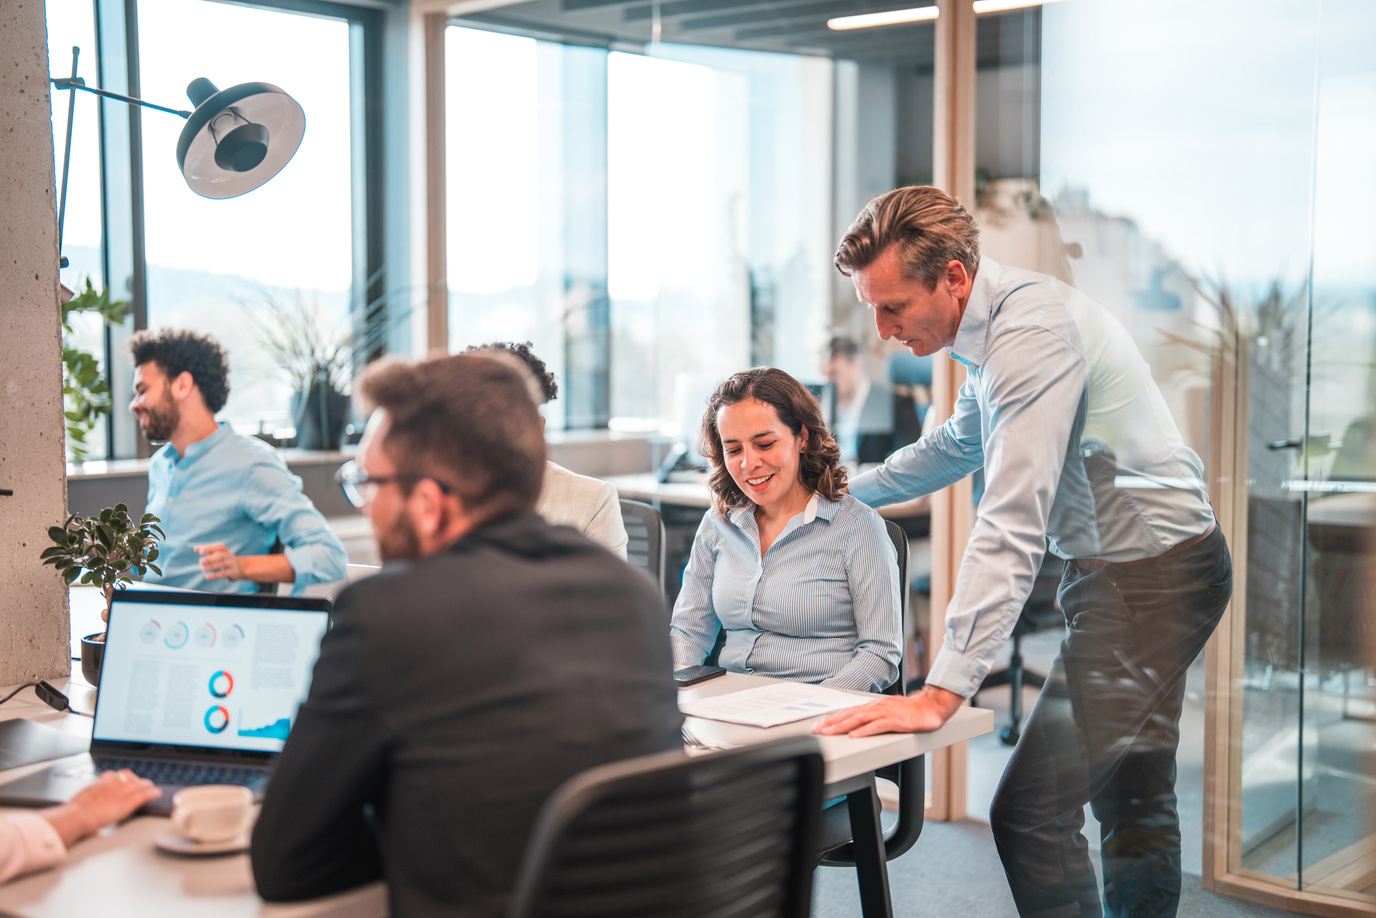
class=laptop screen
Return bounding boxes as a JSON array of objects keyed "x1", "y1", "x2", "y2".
[{"x1": 92, "y1": 590, "x2": 331, "y2": 754}]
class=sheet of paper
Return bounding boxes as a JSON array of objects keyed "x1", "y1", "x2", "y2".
[{"x1": 679, "y1": 682, "x2": 869, "y2": 728}]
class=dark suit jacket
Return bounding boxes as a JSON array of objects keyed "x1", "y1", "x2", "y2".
[
  {"x1": 250, "y1": 511, "x2": 682, "y2": 918},
  {"x1": 844, "y1": 383, "x2": 923, "y2": 466}
]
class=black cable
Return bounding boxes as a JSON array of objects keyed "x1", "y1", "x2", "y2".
[{"x1": 0, "y1": 683, "x2": 40, "y2": 707}]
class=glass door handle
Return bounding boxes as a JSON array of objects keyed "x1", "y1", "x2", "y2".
[{"x1": 1267, "y1": 433, "x2": 1334, "y2": 452}]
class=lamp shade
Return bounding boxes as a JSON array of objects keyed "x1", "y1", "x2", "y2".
[{"x1": 176, "y1": 78, "x2": 305, "y2": 200}]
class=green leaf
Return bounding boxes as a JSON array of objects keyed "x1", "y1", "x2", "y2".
[
  {"x1": 48, "y1": 526, "x2": 67, "y2": 542},
  {"x1": 148, "y1": 563, "x2": 162, "y2": 576},
  {"x1": 63, "y1": 567, "x2": 80, "y2": 585}
]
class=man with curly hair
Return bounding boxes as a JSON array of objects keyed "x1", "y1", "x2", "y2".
[
  {"x1": 463, "y1": 342, "x2": 628, "y2": 559},
  {"x1": 128, "y1": 330, "x2": 347, "y2": 594}
]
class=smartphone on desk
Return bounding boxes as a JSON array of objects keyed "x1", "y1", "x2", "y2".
[{"x1": 674, "y1": 665, "x2": 726, "y2": 688}]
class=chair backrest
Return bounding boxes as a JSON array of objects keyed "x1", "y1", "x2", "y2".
[
  {"x1": 883, "y1": 519, "x2": 909, "y2": 695},
  {"x1": 509, "y1": 736, "x2": 824, "y2": 918},
  {"x1": 620, "y1": 498, "x2": 666, "y2": 594}
]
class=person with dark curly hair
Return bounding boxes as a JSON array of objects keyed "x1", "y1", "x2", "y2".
[
  {"x1": 669, "y1": 367, "x2": 901, "y2": 691},
  {"x1": 463, "y1": 341, "x2": 628, "y2": 559},
  {"x1": 128, "y1": 330, "x2": 347, "y2": 594}
]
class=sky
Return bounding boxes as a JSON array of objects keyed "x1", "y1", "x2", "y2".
[{"x1": 1041, "y1": 0, "x2": 1375, "y2": 291}]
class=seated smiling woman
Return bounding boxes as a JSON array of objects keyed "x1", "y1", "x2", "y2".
[{"x1": 671, "y1": 367, "x2": 902, "y2": 692}]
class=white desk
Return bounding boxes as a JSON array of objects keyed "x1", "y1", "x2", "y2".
[
  {"x1": 0, "y1": 670, "x2": 386, "y2": 918},
  {"x1": 681, "y1": 672, "x2": 991, "y2": 787},
  {"x1": 0, "y1": 669, "x2": 988, "y2": 918}
]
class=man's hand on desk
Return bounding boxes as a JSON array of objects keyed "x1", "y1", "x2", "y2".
[
  {"x1": 196, "y1": 543, "x2": 295, "y2": 584},
  {"x1": 813, "y1": 685, "x2": 964, "y2": 738}
]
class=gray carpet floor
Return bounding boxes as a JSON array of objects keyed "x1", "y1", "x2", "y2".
[
  {"x1": 810, "y1": 818, "x2": 1301, "y2": 917},
  {"x1": 810, "y1": 628, "x2": 1306, "y2": 916}
]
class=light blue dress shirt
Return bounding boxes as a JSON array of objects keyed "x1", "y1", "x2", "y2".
[
  {"x1": 850, "y1": 257, "x2": 1216, "y2": 699},
  {"x1": 143, "y1": 424, "x2": 348, "y2": 595},
  {"x1": 670, "y1": 492, "x2": 902, "y2": 692}
]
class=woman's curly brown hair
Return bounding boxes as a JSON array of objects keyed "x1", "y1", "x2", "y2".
[{"x1": 699, "y1": 367, "x2": 847, "y2": 514}]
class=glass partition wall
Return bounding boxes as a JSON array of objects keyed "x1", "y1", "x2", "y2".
[{"x1": 1031, "y1": 1, "x2": 1374, "y2": 911}]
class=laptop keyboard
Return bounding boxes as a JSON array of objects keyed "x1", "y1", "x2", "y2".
[{"x1": 95, "y1": 757, "x2": 269, "y2": 793}]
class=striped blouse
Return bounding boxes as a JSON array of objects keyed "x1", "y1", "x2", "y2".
[{"x1": 670, "y1": 492, "x2": 902, "y2": 692}]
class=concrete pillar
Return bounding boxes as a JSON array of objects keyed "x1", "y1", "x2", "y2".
[{"x1": 0, "y1": 1, "x2": 74, "y2": 683}]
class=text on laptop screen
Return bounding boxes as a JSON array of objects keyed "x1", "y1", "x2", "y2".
[{"x1": 93, "y1": 596, "x2": 330, "y2": 754}]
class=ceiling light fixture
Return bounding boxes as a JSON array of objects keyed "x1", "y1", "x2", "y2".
[
  {"x1": 827, "y1": 0, "x2": 1065, "y2": 30},
  {"x1": 827, "y1": 6, "x2": 938, "y2": 30}
]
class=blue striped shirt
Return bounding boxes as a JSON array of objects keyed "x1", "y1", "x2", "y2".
[{"x1": 670, "y1": 493, "x2": 902, "y2": 692}]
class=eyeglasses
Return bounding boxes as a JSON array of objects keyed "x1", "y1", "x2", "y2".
[{"x1": 334, "y1": 459, "x2": 452, "y2": 509}]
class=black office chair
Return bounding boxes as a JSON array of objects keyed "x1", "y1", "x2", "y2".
[
  {"x1": 509, "y1": 736, "x2": 824, "y2": 918},
  {"x1": 619, "y1": 498, "x2": 667, "y2": 596},
  {"x1": 817, "y1": 521, "x2": 925, "y2": 915}
]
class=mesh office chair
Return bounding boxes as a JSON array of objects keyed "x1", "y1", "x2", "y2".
[
  {"x1": 819, "y1": 521, "x2": 925, "y2": 893},
  {"x1": 509, "y1": 736, "x2": 824, "y2": 918},
  {"x1": 619, "y1": 498, "x2": 667, "y2": 596}
]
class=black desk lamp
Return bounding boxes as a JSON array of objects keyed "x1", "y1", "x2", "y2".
[{"x1": 50, "y1": 46, "x2": 306, "y2": 267}]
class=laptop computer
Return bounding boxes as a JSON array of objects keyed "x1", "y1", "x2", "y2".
[{"x1": 0, "y1": 588, "x2": 331, "y2": 815}]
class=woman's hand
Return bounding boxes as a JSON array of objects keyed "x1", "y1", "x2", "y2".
[{"x1": 42, "y1": 770, "x2": 161, "y2": 846}]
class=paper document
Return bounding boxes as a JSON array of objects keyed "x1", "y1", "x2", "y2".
[{"x1": 679, "y1": 683, "x2": 869, "y2": 728}]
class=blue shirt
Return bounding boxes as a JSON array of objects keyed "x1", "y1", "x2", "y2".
[
  {"x1": 143, "y1": 424, "x2": 348, "y2": 595},
  {"x1": 670, "y1": 493, "x2": 902, "y2": 692},
  {"x1": 851, "y1": 257, "x2": 1216, "y2": 698}
]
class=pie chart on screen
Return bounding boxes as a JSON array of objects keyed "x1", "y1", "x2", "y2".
[
  {"x1": 164, "y1": 621, "x2": 189, "y2": 650},
  {"x1": 208, "y1": 671, "x2": 234, "y2": 698},
  {"x1": 204, "y1": 705, "x2": 230, "y2": 734}
]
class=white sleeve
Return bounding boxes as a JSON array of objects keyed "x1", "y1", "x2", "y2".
[{"x1": 0, "y1": 811, "x2": 66, "y2": 884}]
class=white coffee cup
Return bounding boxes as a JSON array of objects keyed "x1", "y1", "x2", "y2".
[{"x1": 170, "y1": 785, "x2": 253, "y2": 843}]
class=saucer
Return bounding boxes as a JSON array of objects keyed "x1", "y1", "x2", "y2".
[{"x1": 154, "y1": 830, "x2": 251, "y2": 856}]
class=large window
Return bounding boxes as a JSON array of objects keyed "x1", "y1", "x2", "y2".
[
  {"x1": 48, "y1": 0, "x2": 110, "y2": 460},
  {"x1": 445, "y1": 25, "x2": 834, "y2": 436},
  {"x1": 138, "y1": 0, "x2": 356, "y2": 440},
  {"x1": 46, "y1": 0, "x2": 386, "y2": 460}
]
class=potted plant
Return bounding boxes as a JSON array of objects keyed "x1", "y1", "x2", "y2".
[
  {"x1": 241, "y1": 287, "x2": 354, "y2": 451},
  {"x1": 41, "y1": 504, "x2": 164, "y2": 685},
  {"x1": 60, "y1": 280, "x2": 129, "y2": 462}
]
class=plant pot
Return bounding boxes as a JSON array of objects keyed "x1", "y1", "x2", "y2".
[
  {"x1": 290, "y1": 386, "x2": 350, "y2": 451},
  {"x1": 80, "y1": 633, "x2": 105, "y2": 687}
]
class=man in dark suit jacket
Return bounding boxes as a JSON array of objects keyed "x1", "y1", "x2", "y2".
[
  {"x1": 250, "y1": 353, "x2": 682, "y2": 918},
  {"x1": 822, "y1": 335, "x2": 923, "y2": 467}
]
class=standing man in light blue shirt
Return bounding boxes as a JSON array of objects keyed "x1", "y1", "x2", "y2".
[
  {"x1": 128, "y1": 330, "x2": 347, "y2": 595},
  {"x1": 816, "y1": 187, "x2": 1232, "y2": 918}
]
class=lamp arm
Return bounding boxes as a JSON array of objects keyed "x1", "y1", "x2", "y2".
[
  {"x1": 56, "y1": 48, "x2": 79, "y2": 262},
  {"x1": 50, "y1": 78, "x2": 192, "y2": 120},
  {"x1": 51, "y1": 44, "x2": 189, "y2": 268}
]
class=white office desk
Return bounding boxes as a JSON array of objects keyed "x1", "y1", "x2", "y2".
[
  {"x1": 0, "y1": 664, "x2": 986, "y2": 918},
  {"x1": 680, "y1": 672, "x2": 992, "y2": 788},
  {"x1": 0, "y1": 670, "x2": 386, "y2": 918}
]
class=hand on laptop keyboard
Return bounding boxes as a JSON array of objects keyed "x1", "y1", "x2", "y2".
[{"x1": 95, "y1": 758, "x2": 269, "y2": 793}]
